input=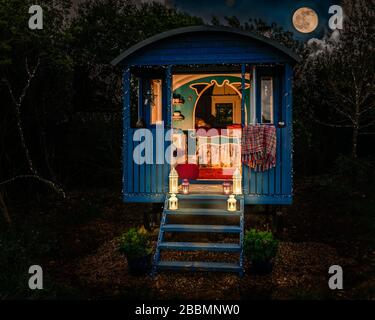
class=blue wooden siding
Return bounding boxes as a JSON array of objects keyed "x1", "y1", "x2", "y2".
[
  {"x1": 124, "y1": 127, "x2": 169, "y2": 203},
  {"x1": 242, "y1": 126, "x2": 291, "y2": 205},
  {"x1": 124, "y1": 125, "x2": 291, "y2": 204},
  {"x1": 125, "y1": 32, "x2": 293, "y2": 66}
]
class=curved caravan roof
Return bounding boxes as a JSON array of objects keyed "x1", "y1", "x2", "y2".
[{"x1": 111, "y1": 25, "x2": 300, "y2": 66}]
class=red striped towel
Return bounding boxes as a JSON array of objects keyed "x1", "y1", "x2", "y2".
[
  {"x1": 241, "y1": 125, "x2": 263, "y2": 169},
  {"x1": 262, "y1": 125, "x2": 277, "y2": 171},
  {"x1": 242, "y1": 125, "x2": 277, "y2": 171}
]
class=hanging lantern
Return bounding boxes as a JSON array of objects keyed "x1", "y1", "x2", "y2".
[
  {"x1": 169, "y1": 194, "x2": 178, "y2": 210},
  {"x1": 232, "y1": 168, "x2": 242, "y2": 195},
  {"x1": 169, "y1": 167, "x2": 179, "y2": 194},
  {"x1": 182, "y1": 179, "x2": 190, "y2": 194},
  {"x1": 227, "y1": 195, "x2": 237, "y2": 212},
  {"x1": 222, "y1": 181, "x2": 231, "y2": 195}
]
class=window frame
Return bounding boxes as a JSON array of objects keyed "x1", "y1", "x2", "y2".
[
  {"x1": 260, "y1": 76, "x2": 274, "y2": 124},
  {"x1": 150, "y1": 79, "x2": 163, "y2": 125}
]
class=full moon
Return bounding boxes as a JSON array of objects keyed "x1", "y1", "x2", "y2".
[{"x1": 292, "y1": 7, "x2": 319, "y2": 33}]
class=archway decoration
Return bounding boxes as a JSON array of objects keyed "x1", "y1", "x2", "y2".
[{"x1": 191, "y1": 79, "x2": 250, "y2": 128}]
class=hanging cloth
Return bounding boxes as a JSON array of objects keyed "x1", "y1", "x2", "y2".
[
  {"x1": 241, "y1": 125, "x2": 263, "y2": 169},
  {"x1": 262, "y1": 125, "x2": 277, "y2": 171},
  {"x1": 241, "y1": 124, "x2": 277, "y2": 171}
]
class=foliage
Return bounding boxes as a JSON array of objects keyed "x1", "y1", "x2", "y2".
[
  {"x1": 243, "y1": 229, "x2": 279, "y2": 262},
  {"x1": 0, "y1": 0, "x2": 204, "y2": 207},
  {"x1": 322, "y1": 155, "x2": 375, "y2": 198},
  {"x1": 0, "y1": 227, "x2": 80, "y2": 299},
  {"x1": 332, "y1": 154, "x2": 375, "y2": 183},
  {"x1": 0, "y1": 0, "x2": 74, "y2": 201},
  {"x1": 294, "y1": 0, "x2": 375, "y2": 160},
  {"x1": 119, "y1": 227, "x2": 152, "y2": 259},
  {"x1": 68, "y1": 0, "x2": 203, "y2": 111},
  {"x1": 214, "y1": 16, "x2": 302, "y2": 52}
]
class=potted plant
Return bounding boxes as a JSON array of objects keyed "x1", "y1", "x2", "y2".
[
  {"x1": 244, "y1": 229, "x2": 279, "y2": 275},
  {"x1": 119, "y1": 227, "x2": 152, "y2": 275}
]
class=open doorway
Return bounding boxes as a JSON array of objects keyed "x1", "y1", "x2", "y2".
[
  {"x1": 172, "y1": 74, "x2": 248, "y2": 182},
  {"x1": 193, "y1": 79, "x2": 242, "y2": 180}
]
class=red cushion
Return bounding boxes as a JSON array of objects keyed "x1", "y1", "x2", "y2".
[
  {"x1": 175, "y1": 164, "x2": 199, "y2": 180},
  {"x1": 227, "y1": 124, "x2": 242, "y2": 129},
  {"x1": 198, "y1": 168, "x2": 235, "y2": 180}
]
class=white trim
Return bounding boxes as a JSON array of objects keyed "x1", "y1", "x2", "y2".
[
  {"x1": 251, "y1": 66, "x2": 257, "y2": 124},
  {"x1": 260, "y1": 76, "x2": 274, "y2": 124}
]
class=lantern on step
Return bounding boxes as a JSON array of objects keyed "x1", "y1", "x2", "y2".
[
  {"x1": 227, "y1": 195, "x2": 237, "y2": 212},
  {"x1": 222, "y1": 181, "x2": 231, "y2": 195},
  {"x1": 232, "y1": 168, "x2": 242, "y2": 195},
  {"x1": 182, "y1": 179, "x2": 190, "y2": 194},
  {"x1": 169, "y1": 194, "x2": 178, "y2": 210},
  {"x1": 169, "y1": 166, "x2": 179, "y2": 194}
]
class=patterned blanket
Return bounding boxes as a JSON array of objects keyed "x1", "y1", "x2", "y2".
[{"x1": 241, "y1": 125, "x2": 277, "y2": 171}]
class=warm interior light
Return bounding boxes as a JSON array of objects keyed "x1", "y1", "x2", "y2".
[
  {"x1": 223, "y1": 181, "x2": 231, "y2": 195},
  {"x1": 169, "y1": 194, "x2": 178, "y2": 210},
  {"x1": 182, "y1": 179, "x2": 189, "y2": 194},
  {"x1": 232, "y1": 168, "x2": 242, "y2": 195},
  {"x1": 227, "y1": 195, "x2": 237, "y2": 212},
  {"x1": 169, "y1": 167, "x2": 179, "y2": 194}
]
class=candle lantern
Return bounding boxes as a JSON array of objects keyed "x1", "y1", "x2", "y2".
[
  {"x1": 182, "y1": 179, "x2": 190, "y2": 194},
  {"x1": 232, "y1": 168, "x2": 242, "y2": 195},
  {"x1": 169, "y1": 194, "x2": 178, "y2": 210},
  {"x1": 227, "y1": 195, "x2": 237, "y2": 212},
  {"x1": 169, "y1": 166, "x2": 179, "y2": 194},
  {"x1": 222, "y1": 181, "x2": 231, "y2": 195}
]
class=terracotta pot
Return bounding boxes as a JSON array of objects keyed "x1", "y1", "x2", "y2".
[{"x1": 126, "y1": 254, "x2": 151, "y2": 276}]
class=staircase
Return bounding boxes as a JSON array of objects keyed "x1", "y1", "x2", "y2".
[{"x1": 152, "y1": 193, "x2": 244, "y2": 276}]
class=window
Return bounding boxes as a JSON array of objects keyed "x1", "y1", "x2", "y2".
[
  {"x1": 261, "y1": 77, "x2": 273, "y2": 124},
  {"x1": 215, "y1": 103, "x2": 233, "y2": 126},
  {"x1": 150, "y1": 79, "x2": 162, "y2": 124}
]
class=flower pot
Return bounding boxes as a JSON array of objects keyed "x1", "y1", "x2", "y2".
[
  {"x1": 126, "y1": 254, "x2": 151, "y2": 276},
  {"x1": 249, "y1": 260, "x2": 273, "y2": 275}
]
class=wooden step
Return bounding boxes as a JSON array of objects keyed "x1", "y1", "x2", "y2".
[
  {"x1": 165, "y1": 208, "x2": 241, "y2": 216},
  {"x1": 156, "y1": 260, "x2": 242, "y2": 272},
  {"x1": 177, "y1": 194, "x2": 230, "y2": 200},
  {"x1": 162, "y1": 224, "x2": 241, "y2": 233},
  {"x1": 159, "y1": 241, "x2": 241, "y2": 252}
]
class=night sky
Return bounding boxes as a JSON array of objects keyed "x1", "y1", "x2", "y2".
[{"x1": 173, "y1": 0, "x2": 342, "y2": 39}]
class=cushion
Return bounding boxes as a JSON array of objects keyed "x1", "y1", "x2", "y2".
[{"x1": 175, "y1": 163, "x2": 200, "y2": 180}]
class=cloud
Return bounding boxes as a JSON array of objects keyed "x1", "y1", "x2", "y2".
[{"x1": 307, "y1": 29, "x2": 341, "y2": 57}]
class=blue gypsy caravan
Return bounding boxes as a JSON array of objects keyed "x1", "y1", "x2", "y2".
[{"x1": 112, "y1": 26, "x2": 299, "y2": 275}]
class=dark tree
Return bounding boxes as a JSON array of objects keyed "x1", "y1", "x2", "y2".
[
  {"x1": 296, "y1": 0, "x2": 375, "y2": 159},
  {"x1": 0, "y1": 0, "x2": 72, "y2": 224}
]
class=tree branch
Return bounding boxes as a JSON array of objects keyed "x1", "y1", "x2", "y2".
[
  {"x1": 1, "y1": 58, "x2": 66, "y2": 199},
  {"x1": 0, "y1": 175, "x2": 66, "y2": 198},
  {"x1": 359, "y1": 103, "x2": 375, "y2": 116},
  {"x1": 360, "y1": 119, "x2": 375, "y2": 129},
  {"x1": 314, "y1": 119, "x2": 353, "y2": 128},
  {"x1": 0, "y1": 191, "x2": 11, "y2": 226},
  {"x1": 359, "y1": 132, "x2": 375, "y2": 135}
]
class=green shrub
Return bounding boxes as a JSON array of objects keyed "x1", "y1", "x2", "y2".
[
  {"x1": 243, "y1": 229, "x2": 279, "y2": 262},
  {"x1": 119, "y1": 227, "x2": 152, "y2": 259}
]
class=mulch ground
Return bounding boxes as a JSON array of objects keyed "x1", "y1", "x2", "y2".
[
  {"x1": 47, "y1": 186, "x2": 374, "y2": 300},
  {"x1": 5, "y1": 184, "x2": 374, "y2": 300},
  {"x1": 70, "y1": 238, "x2": 351, "y2": 299}
]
